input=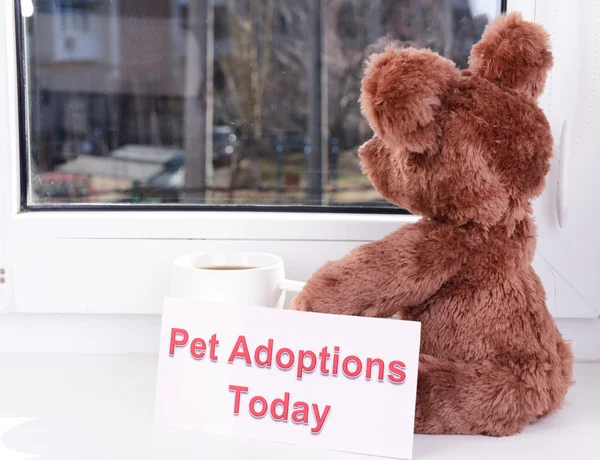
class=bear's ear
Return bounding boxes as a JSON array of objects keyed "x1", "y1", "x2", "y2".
[
  {"x1": 469, "y1": 12, "x2": 552, "y2": 99},
  {"x1": 360, "y1": 46, "x2": 458, "y2": 152}
]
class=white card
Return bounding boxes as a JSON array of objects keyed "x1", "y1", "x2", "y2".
[{"x1": 153, "y1": 297, "x2": 421, "y2": 459}]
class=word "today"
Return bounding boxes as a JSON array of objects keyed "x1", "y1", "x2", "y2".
[{"x1": 229, "y1": 385, "x2": 331, "y2": 434}]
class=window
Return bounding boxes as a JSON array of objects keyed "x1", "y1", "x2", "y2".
[
  {"x1": 2, "y1": 0, "x2": 598, "y2": 358},
  {"x1": 21, "y1": 0, "x2": 502, "y2": 209},
  {"x1": 18, "y1": 1, "x2": 590, "y2": 318}
]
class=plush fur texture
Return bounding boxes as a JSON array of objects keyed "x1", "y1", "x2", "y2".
[{"x1": 291, "y1": 13, "x2": 573, "y2": 436}]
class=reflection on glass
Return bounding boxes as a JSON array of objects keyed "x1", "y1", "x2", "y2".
[{"x1": 24, "y1": 0, "x2": 500, "y2": 207}]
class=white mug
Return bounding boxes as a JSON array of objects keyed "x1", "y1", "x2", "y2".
[{"x1": 170, "y1": 252, "x2": 305, "y2": 308}]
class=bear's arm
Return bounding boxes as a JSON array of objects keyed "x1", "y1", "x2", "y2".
[{"x1": 291, "y1": 221, "x2": 464, "y2": 317}]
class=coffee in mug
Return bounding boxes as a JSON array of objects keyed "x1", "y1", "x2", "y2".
[{"x1": 201, "y1": 266, "x2": 256, "y2": 271}]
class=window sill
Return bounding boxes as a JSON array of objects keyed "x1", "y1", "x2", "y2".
[
  {"x1": 0, "y1": 354, "x2": 597, "y2": 460},
  {"x1": 4, "y1": 210, "x2": 420, "y2": 241}
]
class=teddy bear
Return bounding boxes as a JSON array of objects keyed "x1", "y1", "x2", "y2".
[{"x1": 292, "y1": 12, "x2": 573, "y2": 436}]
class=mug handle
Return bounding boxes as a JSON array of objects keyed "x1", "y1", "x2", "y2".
[{"x1": 278, "y1": 279, "x2": 306, "y2": 293}]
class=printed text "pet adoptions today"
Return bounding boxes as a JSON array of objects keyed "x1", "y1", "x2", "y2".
[{"x1": 169, "y1": 328, "x2": 409, "y2": 434}]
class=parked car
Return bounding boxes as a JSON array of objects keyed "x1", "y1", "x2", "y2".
[{"x1": 34, "y1": 172, "x2": 96, "y2": 203}]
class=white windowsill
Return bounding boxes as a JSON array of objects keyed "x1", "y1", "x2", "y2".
[{"x1": 0, "y1": 355, "x2": 597, "y2": 460}]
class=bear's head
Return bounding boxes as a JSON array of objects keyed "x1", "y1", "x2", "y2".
[{"x1": 359, "y1": 12, "x2": 554, "y2": 227}]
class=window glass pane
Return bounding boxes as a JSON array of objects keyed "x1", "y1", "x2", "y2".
[{"x1": 22, "y1": 0, "x2": 501, "y2": 207}]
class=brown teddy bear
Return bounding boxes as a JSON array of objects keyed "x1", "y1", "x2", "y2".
[{"x1": 292, "y1": 12, "x2": 573, "y2": 436}]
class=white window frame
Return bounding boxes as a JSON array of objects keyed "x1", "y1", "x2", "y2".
[{"x1": 0, "y1": 0, "x2": 543, "y2": 316}]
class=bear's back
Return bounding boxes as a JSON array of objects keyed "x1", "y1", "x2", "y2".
[{"x1": 405, "y1": 218, "x2": 561, "y2": 365}]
